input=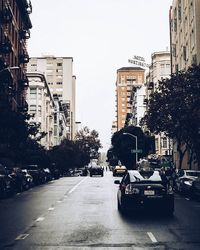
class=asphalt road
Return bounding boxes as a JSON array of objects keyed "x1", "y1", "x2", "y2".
[{"x1": 0, "y1": 171, "x2": 200, "y2": 250}]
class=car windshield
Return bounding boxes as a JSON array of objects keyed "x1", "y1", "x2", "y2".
[
  {"x1": 186, "y1": 171, "x2": 200, "y2": 177},
  {"x1": 129, "y1": 170, "x2": 162, "y2": 183}
]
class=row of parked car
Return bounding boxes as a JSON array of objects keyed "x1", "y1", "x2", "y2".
[
  {"x1": 111, "y1": 159, "x2": 200, "y2": 201},
  {"x1": 147, "y1": 159, "x2": 200, "y2": 200},
  {"x1": 0, "y1": 163, "x2": 60, "y2": 199}
]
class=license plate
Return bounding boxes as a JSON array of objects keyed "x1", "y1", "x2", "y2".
[{"x1": 144, "y1": 190, "x2": 155, "y2": 196}]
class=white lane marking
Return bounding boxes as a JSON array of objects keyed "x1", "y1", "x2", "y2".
[
  {"x1": 16, "y1": 193, "x2": 21, "y2": 195},
  {"x1": 68, "y1": 177, "x2": 88, "y2": 194},
  {"x1": 147, "y1": 232, "x2": 157, "y2": 243},
  {"x1": 15, "y1": 234, "x2": 29, "y2": 240},
  {"x1": 35, "y1": 216, "x2": 45, "y2": 222},
  {"x1": 48, "y1": 207, "x2": 55, "y2": 211},
  {"x1": 185, "y1": 198, "x2": 190, "y2": 201},
  {"x1": 57, "y1": 200, "x2": 63, "y2": 203}
]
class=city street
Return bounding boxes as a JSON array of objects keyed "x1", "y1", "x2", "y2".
[{"x1": 0, "y1": 171, "x2": 200, "y2": 250}]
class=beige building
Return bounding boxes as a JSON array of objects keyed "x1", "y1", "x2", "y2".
[
  {"x1": 27, "y1": 56, "x2": 76, "y2": 140},
  {"x1": 170, "y1": 0, "x2": 200, "y2": 72},
  {"x1": 170, "y1": 0, "x2": 200, "y2": 169},
  {"x1": 115, "y1": 67, "x2": 145, "y2": 131},
  {"x1": 147, "y1": 51, "x2": 172, "y2": 156},
  {"x1": 26, "y1": 73, "x2": 55, "y2": 149}
]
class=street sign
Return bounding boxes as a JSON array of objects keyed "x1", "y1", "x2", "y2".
[{"x1": 131, "y1": 149, "x2": 143, "y2": 153}]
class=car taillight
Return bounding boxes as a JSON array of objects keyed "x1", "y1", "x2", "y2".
[{"x1": 125, "y1": 184, "x2": 140, "y2": 194}]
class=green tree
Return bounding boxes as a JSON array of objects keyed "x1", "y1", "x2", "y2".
[
  {"x1": 111, "y1": 125, "x2": 155, "y2": 169},
  {"x1": 75, "y1": 126, "x2": 102, "y2": 163},
  {"x1": 142, "y1": 65, "x2": 200, "y2": 169},
  {"x1": 0, "y1": 107, "x2": 47, "y2": 166}
]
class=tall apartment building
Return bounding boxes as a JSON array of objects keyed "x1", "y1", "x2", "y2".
[
  {"x1": 27, "y1": 56, "x2": 76, "y2": 140},
  {"x1": 115, "y1": 67, "x2": 145, "y2": 131},
  {"x1": 0, "y1": 0, "x2": 32, "y2": 111},
  {"x1": 26, "y1": 72, "x2": 55, "y2": 149},
  {"x1": 170, "y1": 0, "x2": 200, "y2": 169},
  {"x1": 170, "y1": 0, "x2": 200, "y2": 72},
  {"x1": 147, "y1": 51, "x2": 172, "y2": 156}
]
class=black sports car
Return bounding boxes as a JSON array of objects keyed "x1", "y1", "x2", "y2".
[{"x1": 114, "y1": 169, "x2": 174, "y2": 216}]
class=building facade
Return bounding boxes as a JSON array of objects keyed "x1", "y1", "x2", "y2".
[
  {"x1": 0, "y1": 0, "x2": 32, "y2": 111},
  {"x1": 26, "y1": 72, "x2": 55, "y2": 149},
  {"x1": 27, "y1": 56, "x2": 76, "y2": 140},
  {"x1": 147, "y1": 51, "x2": 172, "y2": 156},
  {"x1": 170, "y1": 0, "x2": 200, "y2": 72},
  {"x1": 170, "y1": 0, "x2": 200, "y2": 169},
  {"x1": 115, "y1": 67, "x2": 145, "y2": 131},
  {"x1": 53, "y1": 94, "x2": 68, "y2": 146}
]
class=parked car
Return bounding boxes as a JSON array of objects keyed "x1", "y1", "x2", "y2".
[
  {"x1": 22, "y1": 165, "x2": 43, "y2": 185},
  {"x1": 21, "y1": 169, "x2": 34, "y2": 189},
  {"x1": 175, "y1": 169, "x2": 200, "y2": 194},
  {"x1": 8, "y1": 167, "x2": 28, "y2": 192},
  {"x1": 49, "y1": 164, "x2": 60, "y2": 180},
  {"x1": 114, "y1": 169, "x2": 174, "y2": 216},
  {"x1": 0, "y1": 164, "x2": 15, "y2": 198},
  {"x1": 43, "y1": 168, "x2": 52, "y2": 182},
  {"x1": 89, "y1": 164, "x2": 103, "y2": 177},
  {"x1": 190, "y1": 177, "x2": 200, "y2": 199},
  {"x1": 113, "y1": 165, "x2": 127, "y2": 177}
]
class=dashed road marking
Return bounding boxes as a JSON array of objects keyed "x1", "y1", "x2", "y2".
[
  {"x1": 185, "y1": 198, "x2": 190, "y2": 201},
  {"x1": 57, "y1": 200, "x2": 63, "y2": 203},
  {"x1": 48, "y1": 207, "x2": 55, "y2": 211},
  {"x1": 68, "y1": 177, "x2": 88, "y2": 194},
  {"x1": 147, "y1": 232, "x2": 157, "y2": 243},
  {"x1": 35, "y1": 216, "x2": 45, "y2": 222},
  {"x1": 15, "y1": 234, "x2": 29, "y2": 240}
]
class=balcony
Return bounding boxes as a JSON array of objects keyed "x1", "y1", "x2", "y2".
[
  {"x1": 19, "y1": 53, "x2": 29, "y2": 64},
  {"x1": 0, "y1": 6, "x2": 13, "y2": 24},
  {"x1": 19, "y1": 29, "x2": 30, "y2": 40},
  {"x1": 0, "y1": 38, "x2": 12, "y2": 54}
]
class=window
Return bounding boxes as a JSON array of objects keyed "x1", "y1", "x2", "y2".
[
  {"x1": 162, "y1": 137, "x2": 168, "y2": 149},
  {"x1": 29, "y1": 105, "x2": 36, "y2": 114},
  {"x1": 46, "y1": 69, "x2": 53, "y2": 73},
  {"x1": 56, "y1": 69, "x2": 62, "y2": 72},
  {"x1": 183, "y1": 46, "x2": 187, "y2": 61},
  {"x1": 56, "y1": 82, "x2": 62, "y2": 85},
  {"x1": 38, "y1": 89, "x2": 42, "y2": 99},
  {"x1": 30, "y1": 88, "x2": 36, "y2": 99},
  {"x1": 38, "y1": 105, "x2": 42, "y2": 116},
  {"x1": 57, "y1": 63, "x2": 62, "y2": 66}
]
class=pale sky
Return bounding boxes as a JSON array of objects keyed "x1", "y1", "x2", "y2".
[{"x1": 28, "y1": 0, "x2": 172, "y2": 152}]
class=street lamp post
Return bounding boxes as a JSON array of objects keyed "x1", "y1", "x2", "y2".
[{"x1": 123, "y1": 132, "x2": 138, "y2": 166}]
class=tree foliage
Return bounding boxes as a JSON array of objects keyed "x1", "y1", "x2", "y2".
[
  {"x1": 141, "y1": 64, "x2": 200, "y2": 168},
  {"x1": 109, "y1": 125, "x2": 155, "y2": 169},
  {"x1": 0, "y1": 107, "x2": 47, "y2": 165},
  {"x1": 75, "y1": 126, "x2": 102, "y2": 161}
]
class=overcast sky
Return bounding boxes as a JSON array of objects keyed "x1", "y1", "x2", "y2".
[{"x1": 28, "y1": 0, "x2": 172, "y2": 152}]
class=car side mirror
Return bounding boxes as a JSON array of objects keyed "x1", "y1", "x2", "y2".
[{"x1": 114, "y1": 180, "x2": 120, "y2": 184}]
